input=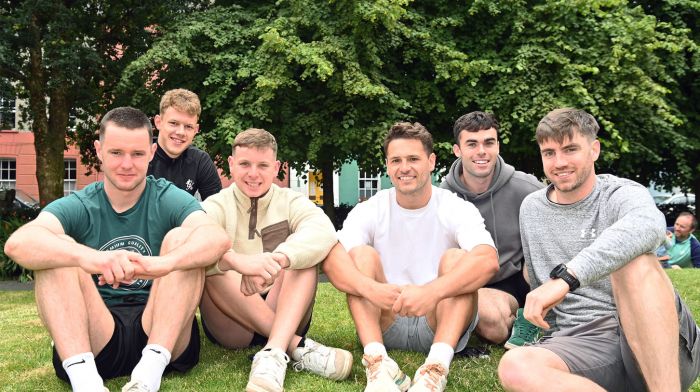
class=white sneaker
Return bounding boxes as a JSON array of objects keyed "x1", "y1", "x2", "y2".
[
  {"x1": 121, "y1": 380, "x2": 152, "y2": 392},
  {"x1": 246, "y1": 348, "x2": 290, "y2": 392},
  {"x1": 407, "y1": 361, "x2": 448, "y2": 392},
  {"x1": 362, "y1": 354, "x2": 411, "y2": 392},
  {"x1": 292, "y1": 338, "x2": 353, "y2": 380}
]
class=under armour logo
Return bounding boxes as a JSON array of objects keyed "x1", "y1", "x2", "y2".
[
  {"x1": 580, "y1": 228, "x2": 597, "y2": 239},
  {"x1": 185, "y1": 179, "x2": 194, "y2": 191}
]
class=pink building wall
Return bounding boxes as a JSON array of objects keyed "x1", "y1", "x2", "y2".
[
  {"x1": 0, "y1": 130, "x2": 101, "y2": 201},
  {"x1": 1, "y1": 130, "x2": 289, "y2": 202}
]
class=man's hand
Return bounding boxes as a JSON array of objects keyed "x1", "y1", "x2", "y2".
[
  {"x1": 392, "y1": 284, "x2": 439, "y2": 317},
  {"x1": 83, "y1": 250, "x2": 139, "y2": 289},
  {"x1": 241, "y1": 275, "x2": 272, "y2": 296},
  {"x1": 227, "y1": 252, "x2": 282, "y2": 280},
  {"x1": 129, "y1": 254, "x2": 177, "y2": 280},
  {"x1": 366, "y1": 281, "x2": 402, "y2": 310},
  {"x1": 523, "y1": 278, "x2": 569, "y2": 329}
]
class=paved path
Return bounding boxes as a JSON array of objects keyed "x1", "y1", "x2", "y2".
[{"x1": 0, "y1": 280, "x2": 33, "y2": 291}]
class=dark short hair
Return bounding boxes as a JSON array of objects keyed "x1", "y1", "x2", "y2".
[
  {"x1": 678, "y1": 211, "x2": 698, "y2": 230},
  {"x1": 536, "y1": 108, "x2": 599, "y2": 145},
  {"x1": 452, "y1": 111, "x2": 500, "y2": 143},
  {"x1": 99, "y1": 107, "x2": 152, "y2": 141},
  {"x1": 383, "y1": 122, "x2": 433, "y2": 156}
]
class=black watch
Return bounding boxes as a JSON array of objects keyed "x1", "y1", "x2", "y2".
[{"x1": 549, "y1": 264, "x2": 580, "y2": 292}]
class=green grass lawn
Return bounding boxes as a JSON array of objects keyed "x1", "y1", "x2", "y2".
[{"x1": 1, "y1": 271, "x2": 699, "y2": 391}]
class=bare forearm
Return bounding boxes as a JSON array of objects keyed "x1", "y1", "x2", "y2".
[
  {"x1": 4, "y1": 224, "x2": 96, "y2": 271},
  {"x1": 166, "y1": 224, "x2": 230, "y2": 270},
  {"x1": 322, "y1": 244, "x2": 371, "y2": 297}
]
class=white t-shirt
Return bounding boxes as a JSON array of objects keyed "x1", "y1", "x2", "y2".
[{"x1": 338, "y1": 186, "x2": 495, "y2": 286}]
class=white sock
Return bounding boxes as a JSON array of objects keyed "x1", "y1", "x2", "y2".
[
  {"x1": 363, "y1": 342, "x2": 388, "y2": 357},
  {"x1": 427, "y1": 342, "x2": 454, "y2": 368},
  {"x1": 130, "y1": 344, "x2": 171, "y2": 391},
  {"x1": 62, "y1": 352, "x2": 103, "y2": 392}
]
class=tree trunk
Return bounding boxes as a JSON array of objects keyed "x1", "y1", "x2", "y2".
[
  {"x1": 27, "y1": 12, "x2": 65, "y2": 207},
  {"x1": 320, "y1": 159, "x2": 336, "y2": 226}
]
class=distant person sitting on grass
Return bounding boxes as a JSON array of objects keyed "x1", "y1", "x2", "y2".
[
  {"x1": 3, "y1": 107, "x2": 230, "y2": 392},
  {"x1": 657, "y1": 212, "x2": 700, "y2": 269},
  {"x1": 198, "y1": 128, "x2": 353, "y2": 392},
  {"x1": 498, "y1": 108, "x2": 700, "y2": 392},
  {"x1": 323, "y1": 122, "x2": 498, "y2": 392}
]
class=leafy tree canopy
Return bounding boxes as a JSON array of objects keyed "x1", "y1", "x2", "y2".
[
  {"x1": 121, "y1": 0, "x2": 699, "y2": 216},
  {"x1": 0, "y1": 0, "x2": 206, "y2": 205}
]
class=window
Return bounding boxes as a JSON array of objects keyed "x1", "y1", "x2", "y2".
[
  {"x1": 64, "y1": 159, "x2": 76, "y2": 195},
  {"x1": 0, "y1": 159, "x2": 16, "y2": 189},
  {"x1": 0, "y1": 95, "x2": 15, "y2": 130},
  {"x1": 359, "y1": 171, "x2": 380, "y2": 201}
]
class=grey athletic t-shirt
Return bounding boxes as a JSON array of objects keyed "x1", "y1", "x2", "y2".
[{"x1": 519, "y1": 174, "x2": 666, "y2": 334}]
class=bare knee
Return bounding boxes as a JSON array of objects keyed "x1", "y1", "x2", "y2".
[
  {"x1": 348, "y1": 245, "x2": 382, "y2": 270},
  {"x1": 438, "y1": 248, "x2": 466, "y2": 275},
  {"x1": 476, "y1": 313, "x2": 510, "y2": 344},
  {"x1": 160, "y1": 227, "x2": 195, "y2": 254},
  {"x1": 611, "y1": 253, "x2": 670, "y2": 290},
  {"x1": 498, "y1": 349, "x2": 537, "y2": 391}
]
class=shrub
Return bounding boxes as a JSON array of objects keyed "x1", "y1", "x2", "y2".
[
  {"x1": 0, "y1": 215, "x2": 34, "y2": 282},
  {"x1": 332, "y1": 203, "x2": 354, "y2": 230}
]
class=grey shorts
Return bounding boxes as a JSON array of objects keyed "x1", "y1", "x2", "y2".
[
  {"x1": 535, "y1": 293, "x2": 700, "y2": 391},
  {"x1": 382, "y1": 312, "x2": 478, "y2": 354}
]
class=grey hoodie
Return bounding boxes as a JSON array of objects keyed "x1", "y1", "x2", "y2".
[{"x1": 441, "y1": 156, "x2": 543, "y2": 283}]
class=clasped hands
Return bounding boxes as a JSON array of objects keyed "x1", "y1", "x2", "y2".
[
  {"x1": 218, "y1": 251, "x2": 287, "y2": 296},
  {"x1": 369, "y1": 282, "x2": 440, "y2": 317},
  {"x1": 89, "y1": 250, "x2": 174, "y2": 288}
]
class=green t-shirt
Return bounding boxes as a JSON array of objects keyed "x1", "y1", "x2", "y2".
[
  {"x1": 668, "y1": 234, "x2": 697, "y2": 269},
  {"x1": 43, "y1": 176, "x2": 202, "y2": 306}
]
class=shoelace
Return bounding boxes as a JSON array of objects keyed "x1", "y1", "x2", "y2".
[
  {"x1": 415, "y1": 363, "x2": 446, "y2": 391},
  {"x1": 363, "y1": 355, "x2": 384, "y2": 382},
  {"x1": 515, "y1": 320, "x2": 539, "y2": 339},
  {"x1": 292, "y1": 344, "x2": 330, "y2": 372}
]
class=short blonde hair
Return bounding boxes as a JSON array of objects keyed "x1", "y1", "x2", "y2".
[
  {"x1": 160, "y1": 89, "x2": 201, "y2": 119},
  {"x1": 232, "y1": 128, "x2": 278, "y2": 155}
]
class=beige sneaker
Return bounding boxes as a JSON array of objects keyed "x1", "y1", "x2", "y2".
[
  {"x1": 246, "y1": 348, "x2": 289, "y2": 392},
  {"x1": 362, "y1": 354, "x2": 411, "y2": 392},
  {"x1": 407, "y1": 361, "x2": 448, "y2": 392},
  {"x1": 291, "y1": 338, "x2": 353, "y2": 380}
]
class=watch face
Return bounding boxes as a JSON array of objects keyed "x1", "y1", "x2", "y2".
[{"x1": 550, "y1": 264, "x2": 565, "y2": 279}]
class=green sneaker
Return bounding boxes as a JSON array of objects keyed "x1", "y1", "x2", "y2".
[{"x1": 504, "y1": 308, "x2": 540, "y2": 350}]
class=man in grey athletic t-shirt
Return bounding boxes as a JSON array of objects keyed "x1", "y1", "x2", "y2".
[{"x1": 498, "y1": 108, "x2": 700, "y2": 392}]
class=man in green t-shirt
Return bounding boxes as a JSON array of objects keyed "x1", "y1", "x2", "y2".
[
  {"x1": 4, "y1": 107, "x2": 230, "y2": 392},
  {"x1": 658, "y1": 212, "x2": 700, "y2": 269}
]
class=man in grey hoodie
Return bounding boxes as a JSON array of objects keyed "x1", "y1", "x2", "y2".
[{"x1": 441, "y1": 111, "x2": 543, "y2": 346}]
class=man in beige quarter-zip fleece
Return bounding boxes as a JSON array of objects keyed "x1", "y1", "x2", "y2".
[{"x1": 199, "y1": 128, "x2": 352, "y2": 392}]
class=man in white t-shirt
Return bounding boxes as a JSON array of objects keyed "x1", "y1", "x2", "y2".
[{"x1": 323, "y1": 122, "x2": 498, "y2": 392}]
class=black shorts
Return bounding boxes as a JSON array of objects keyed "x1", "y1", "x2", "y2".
[
  {"x1": 53, "y1": 303, "x2": 200, "y2": 381},
  {"x1": 202, "y1": 292, "x2": 312, "y2": 348},
  {"x1": 484, "y1": 270, "x2": 530, "y2": 307}
]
